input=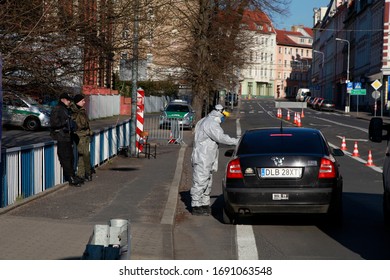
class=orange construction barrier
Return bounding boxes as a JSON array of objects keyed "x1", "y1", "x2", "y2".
[
  {"x1": 352, "y1": 141, "x2": 360, "y2": 157},
  {"x1": 341, "y1": 137, "x2": 347, "y2": 151},
  {"x1": 365, "y1": 150, "x2": 375, "y2": 166}
]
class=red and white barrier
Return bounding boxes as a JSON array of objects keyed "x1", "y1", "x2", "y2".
[{"x1": 136, "y1": 88, "x2": 145, "y2": 153}]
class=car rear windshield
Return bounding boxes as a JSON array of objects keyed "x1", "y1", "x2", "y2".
[
  {"x1": 237, "y1": 130, "x2": 327, "y2": 155},
  {"x1": 166, "y1": 104, "x2": 189, "y2": 112}
]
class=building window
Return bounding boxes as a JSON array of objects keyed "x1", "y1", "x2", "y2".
[{"x1": 279, "y1": 47, "x2": 282, "y2": 53}]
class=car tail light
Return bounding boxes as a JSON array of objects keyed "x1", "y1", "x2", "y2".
[
  {"x1": 226, "y1": 158, "x2": 243, "y2": 179},
  {"x1": 318, "y1": 158, "x2": 336, "y2": 178}
]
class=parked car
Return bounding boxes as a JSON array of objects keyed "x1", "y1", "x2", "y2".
[
  {"x1": 368, "y1": 117, "x2": 390, "y2": 226},
  {"x1": 159, "y1": 99, "x2": 195, "y2": 130},
  {"x1": 316, "y1": 99, "x2": 335, "y2": 111},
  {"x1": 2, "y1": 91, "x2": 51, "y2": 131},
  {"x1": 222, "y1": 127, "x2": 344, "y2": 225}
]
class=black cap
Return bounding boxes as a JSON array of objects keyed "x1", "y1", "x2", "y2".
[
  {"x1": 59, "y1": 93, "x2": 73, "y2": 101},
  {"x1": 73, "y1": 94, "x2": 85, "y2": 104}
]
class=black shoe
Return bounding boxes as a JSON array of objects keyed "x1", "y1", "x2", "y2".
[
  {"x1": 192, "y1": 206, "x2": 209, "y2": 216},
  {"x1": 69, "y1": 176, "x2": 82, "y2": 187},
  {"x1": 201, "y1": 205, "x2": 211, "y2": 215},
  {"x1": 75, "y1": 176, "x2": 85, "y2": 184},
  {"x1": 84, "y1": 174, "x2": 92, "y2": 182}
]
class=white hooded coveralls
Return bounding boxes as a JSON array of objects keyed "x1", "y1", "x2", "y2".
[{"x1": 191, "y1": 109, "x2": 239, "y2": 207}]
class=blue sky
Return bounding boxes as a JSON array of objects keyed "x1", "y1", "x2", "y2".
[{"x1": 274, "y1": 0, "x2": 331, "y2": 29}]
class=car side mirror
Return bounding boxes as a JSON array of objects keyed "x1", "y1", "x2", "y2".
[
  {"x1": 224, "y1": 149, "x2": 234, "y2": 157},
  {"x1": 369, "y1": 117, "x2": 388, "y2": 143}
]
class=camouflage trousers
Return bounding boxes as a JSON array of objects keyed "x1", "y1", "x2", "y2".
[{"x1": 76, "y1": 136, "x2": 91, "y2": 177}]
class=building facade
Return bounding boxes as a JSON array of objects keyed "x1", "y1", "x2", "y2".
[
  {"x1": 275, "y1": 26, "x2": 313, "y2": 99},
  {"x1": 239, "y1": 10, "x2": 277, "y2": 99},
  {"x1": 312, "y1": 0, "x2": 385, "y2": 112}
]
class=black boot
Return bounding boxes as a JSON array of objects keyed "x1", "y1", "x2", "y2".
[
  {"x1": 84, "y1": 173, "x2": 92, "y2": 182},
  {"x1": 75, "y1": 175, "x2": 85, "y2": 184},
  {"x1": 69, "y1": 176, "x2": 82, "y2": 187}
]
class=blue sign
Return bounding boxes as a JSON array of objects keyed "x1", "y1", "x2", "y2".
[
  {"x1": 354, "y1": 82, "x2": 362, "y2": 89},
  {"x1": 347, "y1": 82, "x2": 353, "y2": 90}
]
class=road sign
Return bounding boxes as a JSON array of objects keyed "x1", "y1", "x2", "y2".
[
  {"x1": 371, "y1": 79, "x2": 382, "y2": 90},
  {"x1": 354, "y1": 82, "x2": 362, "y2": 89},
  {"x1": 372, "y1": 90, "x2": 380, "y2": 100},
  {"x1": 347, "y1": 82, "x2": 353, "y2": 92},
  {"x1": 350, "y1": 89, "x2": 366, "y2": 95}
]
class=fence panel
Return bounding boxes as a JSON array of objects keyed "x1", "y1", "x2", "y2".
[{"x1": 0, "y1": 119, "x2": 132, "y2": 208}]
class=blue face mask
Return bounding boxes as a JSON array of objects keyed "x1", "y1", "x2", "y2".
[{"x1": 221, "y1": 116, "x2": 225, "y2": 123}]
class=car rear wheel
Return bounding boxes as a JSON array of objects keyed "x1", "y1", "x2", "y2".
[
  {"x1": 24, "y1": 117, "x2": 41, "y2": 131},
  {"x1": 383, "y1": 191, "x2": 390, "y2": 227},
  {"x1": 222, "y1": 207, "x2": 235, "y2": 224},
  {"x1": 327, "y1": 196, "x2": 343, "y2": 227}
]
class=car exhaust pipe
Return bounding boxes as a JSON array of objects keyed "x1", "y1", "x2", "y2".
[{"x1": 238, "y1": 208, "x2": 251, "y2": 215}]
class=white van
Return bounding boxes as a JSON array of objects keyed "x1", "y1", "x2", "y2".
[{"x1": 296, "y1": 88, "x2": 311, "y2": 102}]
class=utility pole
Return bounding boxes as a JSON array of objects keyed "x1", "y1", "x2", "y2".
[{"x1": 130, "y1": 0, "x2": 139, "y2": 157}]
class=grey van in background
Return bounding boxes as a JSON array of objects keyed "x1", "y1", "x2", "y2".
[{"x1": 2, "y1": 91, "x2": 51, "y2": 131}]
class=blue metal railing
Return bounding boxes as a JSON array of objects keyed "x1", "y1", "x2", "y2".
[{"x1": 0, "y1": 118, "x2": 131, "y2": 208}]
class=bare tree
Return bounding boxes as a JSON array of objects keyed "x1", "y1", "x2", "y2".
[
  {"x1": 157, "y1": 0, "x2": 290, "y2": 119},
  {"x1": 0, "y1": 0, "x2": 146, "y2": 97}
]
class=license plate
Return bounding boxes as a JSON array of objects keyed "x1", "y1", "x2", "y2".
[
  {"x1": 260, "y1": 168, "x2": 302, "y2": 178},
  {"x1": 272, "y1": 193, "x2": 289, "y2": 200}
]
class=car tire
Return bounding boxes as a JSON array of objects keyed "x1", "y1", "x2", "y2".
[
  {"x1": 383, "y1": 191, "x2": 390, "y2": 227},
  {"x1": 369, "y1": 117, "x2": 383, "y2": 142},
  {"x1": 222, "y1": 207, "x2": 235, "y2": 224},
  {"x1": 24, "y1": 117, "x2": 40, "y2": 131},
  {"x1": 327, "y1": 195, "x2": 343, "y2": 227}
]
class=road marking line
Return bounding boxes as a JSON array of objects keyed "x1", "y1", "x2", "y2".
[
  {"x1": 236, "y1": 225, "x2": 258, "y2": 259},
  {"x1": 313, "y1": 116, "x2": 368, "y2": 133},
  {"x1": 236, "y1": 118, "x2": 242, "y2": 138}
]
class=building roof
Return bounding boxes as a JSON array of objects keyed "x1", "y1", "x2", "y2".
[
  {"x1": 240, "y1": 9, "x2": 276, "y2": 34},
  {"x1": 275, "y1": 28, "x2": 312, "y2": 48}
]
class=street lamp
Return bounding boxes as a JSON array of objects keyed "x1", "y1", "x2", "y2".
[
  {"x1": 335, "y1": 37, "x2": 350, "y2": 113},
  {"x1": 313, "y1": 50, "x2": 324, "y2": 68}
]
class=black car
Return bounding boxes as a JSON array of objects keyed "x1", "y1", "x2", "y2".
[
  {"x1": 222, "y1": 127, "x2": 344, "y2": 224},
  {"x1": 369, "y1": 117, "x2": 390, "y2": 226}
]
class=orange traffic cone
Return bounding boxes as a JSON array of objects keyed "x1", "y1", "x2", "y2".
[
  {"x1": 294, "y1": 112, "x2": 297, "y2": 124},
  {"x1": 296, "y1": 113, "x2": 302, "y2": 127},
  {"x1": 286, "y1": 110, "x2": 290, "y2": 121},
  {"x1": 365, "y1": 150, "x2": 375, "y2": 166},
  {"x1": 341, "y1": 136, "x2": 347, "y2": 151},
  {"x1": 301, "y1": 108, "x2": 305, "y2": 118},
  {"x1": 352, "y1": 141, "x2": 360, "y2": 157}
]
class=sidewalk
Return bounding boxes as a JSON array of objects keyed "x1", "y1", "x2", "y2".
[{"x1": 0, "y1": 136, "x2": 186, "y2": 260}]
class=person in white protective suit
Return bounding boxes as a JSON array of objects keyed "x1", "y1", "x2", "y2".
[{"x1": 191, "y1": 104, "x2": 239, "y2": 216}]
